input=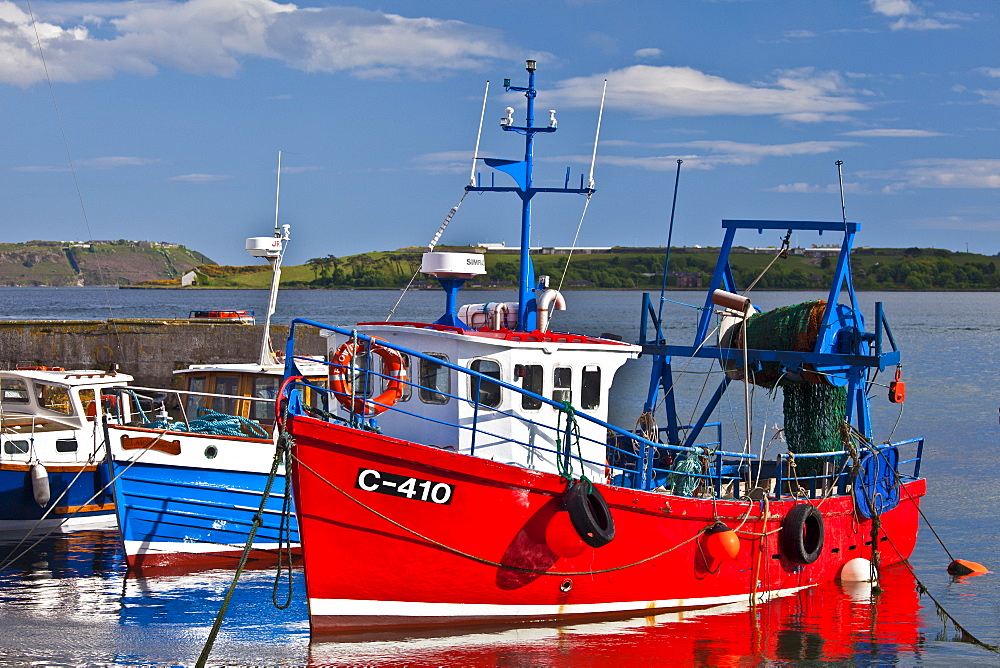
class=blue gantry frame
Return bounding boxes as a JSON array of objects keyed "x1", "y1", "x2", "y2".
[{"x1": 640, "y1": 219, "x2": 901, "y2": 449}]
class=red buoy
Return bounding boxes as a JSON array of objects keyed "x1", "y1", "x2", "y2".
[
  {"x1": 545, "y1": 510, "x2": 588, "y2": 558},
  {"x1": 705, "y1": 522, "x2": 740, "y2": 562}
]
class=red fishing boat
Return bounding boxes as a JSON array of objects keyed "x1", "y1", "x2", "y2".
[{"x1": 278, "y1": 61, "x2": 924, "y2": 636}]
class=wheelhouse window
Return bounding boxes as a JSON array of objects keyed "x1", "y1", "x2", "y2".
[
  {"x1": 0, "y1": 378, "x2": 30, "y2": 404},
  {"x1": 516, "y1": 364, "x2": 543, "y2": 410},
  {"x1": 184, "y1": 375, "x2": 207, "y2": 419},
  {"x1": 252, "y1": 376, "x2": 279, "y2": 423},
  {"x1": 419, "y1": 353, "x2": 450, "y2": 405},
  {"x1": 469, "y1": 359, "x2": 502, "y2": 408},
  {"x1": 79, "y1": 388, "x2": 96, "y2": 420},
  {"x1": 214, "y1": 375, "x2": 240, "y2": 416},
  {"x1": 37, "y1": 384, "x2": 72, "y2": 415},
  {"x1": 581, "y1": 366, "x2": 601, "y2": 410},
  {"x1": 552, "y1": 367, "x2": 572, "y2": 405}
]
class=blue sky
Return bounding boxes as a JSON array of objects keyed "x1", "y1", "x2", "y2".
[{"x1": 1, "y1": 0, "x2": 997, "y2": 266}]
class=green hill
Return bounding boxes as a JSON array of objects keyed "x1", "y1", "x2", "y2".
[
  {"x1": 188, "y1": 245, "x2": 1000, "y2": 291},
  {"x1": 0, "y1": 240, "x2": 214, "y2": 286}
]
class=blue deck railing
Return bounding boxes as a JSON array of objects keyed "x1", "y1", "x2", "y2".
[{"x1": 283, "y1": 318, "x2": 923, "y2": 500}]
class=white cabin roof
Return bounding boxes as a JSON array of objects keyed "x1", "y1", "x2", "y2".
[
  {"x1": 174, "y1": 359, "x2": 328, "y2": 377},
  {"x1": 1, "y1": 369, "x2": 133, "y2": 387}
]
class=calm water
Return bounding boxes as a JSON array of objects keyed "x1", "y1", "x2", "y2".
[{"x1": 1, "y1": 287, "x2": 998, "y2": 666}]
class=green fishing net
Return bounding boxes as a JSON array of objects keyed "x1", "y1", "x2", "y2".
[{"x1": 734, "y1": 300, "x2": 848, "y2": 470}]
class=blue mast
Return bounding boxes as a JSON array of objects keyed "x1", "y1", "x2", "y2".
[{"x1": 467, "y1": 60, "x2": 593, "y2": 331}]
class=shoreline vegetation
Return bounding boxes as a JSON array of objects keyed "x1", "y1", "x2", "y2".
[
  {"x1": 2, "y1": 242, "x2": 998, "y2": 291},
  {"x1": 132, "y1": 245, "x2": 1000, "y2": 292}
]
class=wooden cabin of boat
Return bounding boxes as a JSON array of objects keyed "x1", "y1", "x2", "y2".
[{"x1": 173, "y1": 361, "x2": 328, "y2": 427}]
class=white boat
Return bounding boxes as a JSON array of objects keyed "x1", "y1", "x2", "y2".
[
  {"x1": 0, "y1": 367, "x2": 132, "y2": 533},
  {"x1": 106, "y1": 156, "x2": 327, "y2": 569}
]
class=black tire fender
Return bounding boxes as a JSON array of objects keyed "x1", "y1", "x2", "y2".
[
  {"x1": 564, "y1": 481, "x2": 615, "y2": 548},
  {"x1": 779, "y1": 503, "x2": 824, "y2": 565}
]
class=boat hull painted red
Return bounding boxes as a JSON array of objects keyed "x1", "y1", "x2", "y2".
[{"x1": 287, "y1": 415, "x2": 924, "y2": 636}]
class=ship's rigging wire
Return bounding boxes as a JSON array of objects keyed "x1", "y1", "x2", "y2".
[{"x1": 23, "y1": 0, "x2": 126, "y2": 360}]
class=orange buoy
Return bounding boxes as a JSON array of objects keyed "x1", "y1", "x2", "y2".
[
  {"x1": 545, "y1": 510, "x2": 588, "y2": 558},
  {"x1": 947, "y1": 559, "x2": 989, "y2": 576},
  {"x1": 705, "y1": 522, "x2": 740, "y2": 562}
]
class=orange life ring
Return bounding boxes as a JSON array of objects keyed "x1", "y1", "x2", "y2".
[{"x1": 330, "y1": 339, "x2": 407, "y2": 416}]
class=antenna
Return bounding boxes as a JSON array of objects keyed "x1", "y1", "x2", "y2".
[
  {"x1": 246, "y1": 151, "x2": 291, "y2": 366},
  {"x1": 836, "y1": 159, "x2": 847, "y2": 225},
  {"x1": 470, "y1": 81, "x2": 489, "y2": 187},
  {"x1": 657, "y1": 159, "x2": 684, "y2": 327},
  {"x1": 274, "y1": 151, "x2": 282, "y2": 233},
  {"x1": 587, "y1": 80, "x2": 608, "y2": 190}
]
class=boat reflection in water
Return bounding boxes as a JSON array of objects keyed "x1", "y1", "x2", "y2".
[
  {"x1": 0, "y1": 529, "x2": 127, "y2": 665},
  {"x1": 0, "y1": 506, "x2": 952, "y2": 664},
  {"x1": 308, "y1": 565, "x2": 923, "y2": 666}
]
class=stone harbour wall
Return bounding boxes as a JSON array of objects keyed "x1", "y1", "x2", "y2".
[{"x1": 0, "y1": 320, "x2": 326, "y2": 388}]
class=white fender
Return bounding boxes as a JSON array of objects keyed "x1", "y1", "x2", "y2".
[{"x1": 32, "y1": 463, "x2": 51, "y2": 507}]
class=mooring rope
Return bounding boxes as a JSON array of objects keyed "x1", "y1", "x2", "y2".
[
  {"x1": 195, "y1": 428, "x2": 292, "y2": 668},
  {"x1": 290, "y1": 446, "x2": 708, "y2": 576},
  {"x1": 880, "y1": 530, "x2": 998, "y2": 653},
  {"x1": 0, "y1": 418, "x2": 174, "y2": 570},
  {"x1": 554, "y1": 402, "x2": 587, "y2": 485},
  {"x1": 847, "y1": 440, "x2": 997, "y2": 653}
]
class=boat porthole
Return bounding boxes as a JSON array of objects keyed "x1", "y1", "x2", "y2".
[
  {"x1": 560, "y1": 579, "x2": 573, "y2": 592},
  {"x1": 204, "y1": 445, "x2": 218, "y2": 459}
]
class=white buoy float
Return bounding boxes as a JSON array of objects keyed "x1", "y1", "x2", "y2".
[
  {"x1": 839, "y1": 557, "x2": 878, "y2": 582},
  {"x1": 31, "y1": 463, "x2": 51, "y2": 507}
]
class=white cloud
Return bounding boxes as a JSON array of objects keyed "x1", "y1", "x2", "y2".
[
  {"x1": 634, "y1": 48, "x2": 662, "y2": 60},
  {"x1": 12, "y1": 164, "x2": 70, "y2": 173},
  {"x1": 889, "y1": 17, "x2": 958, "y2": 31},
  {"x1": 77, "y1": 156, "x2": 162, "y2": 168},
  {"x1": 548, "y1": 66, "x2": 866, "y2": 122},
  {"x1": 869, "y1": 0, "x2": 917, "y2": 17},
  {"x1": 0, "y1": 0, "x2": 510, "y2": 85},
  {"x1": 770, "y1": 182, "x2": 866, "y2": 194},
  {"x1": 565, "y1": 139, "x2": 860, "y2": 172},
  {"x1": 279, "y1": 165, "x2": 322, "y2": 174},
  {"x1": 411, "y1": 150, "x2": 471, "y2": 174},
  {"x1": 979, "y1": 68, "x2": 1000, "y2": 78},
  {"x1": 675, "y1": 140, "x2": 860, "y2": 161},
  {"x1": 840, "y1": 129, "x2": 945, "y2": 137},
  {"x1": 862, "y1": 159, "x2": 1000, "y2": 190},
  {"x1": 953, "y1": 83, "x2": 1000, "y2": 106},
  {"x1": 779, "y1": 30, "x2": 816, "y2": 40},
  {"x1": 868, "y1": 0, "x2": 961, "y2": 30},
  {"x1": 168, "y1": 173, "x2": 232, "y2": 183},
  {"x1": 12, "y1": 155, "x2": 159, "y2": 171}
]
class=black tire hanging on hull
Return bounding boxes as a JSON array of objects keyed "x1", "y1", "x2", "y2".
[
  {"x1": 565, "y1": 481, "x2": 616, "y2": 548},
  {"x1": 779, "y1": 503, "x2": 825, "y2": 564}
]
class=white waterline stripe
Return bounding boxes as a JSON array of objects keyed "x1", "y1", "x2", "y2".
[
  {"x1": 309, "y1": 585, "x2": 812, "y2": 618},
  {"x1": 124, "y1": 540, "x2": 298, "y2": 556}
]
